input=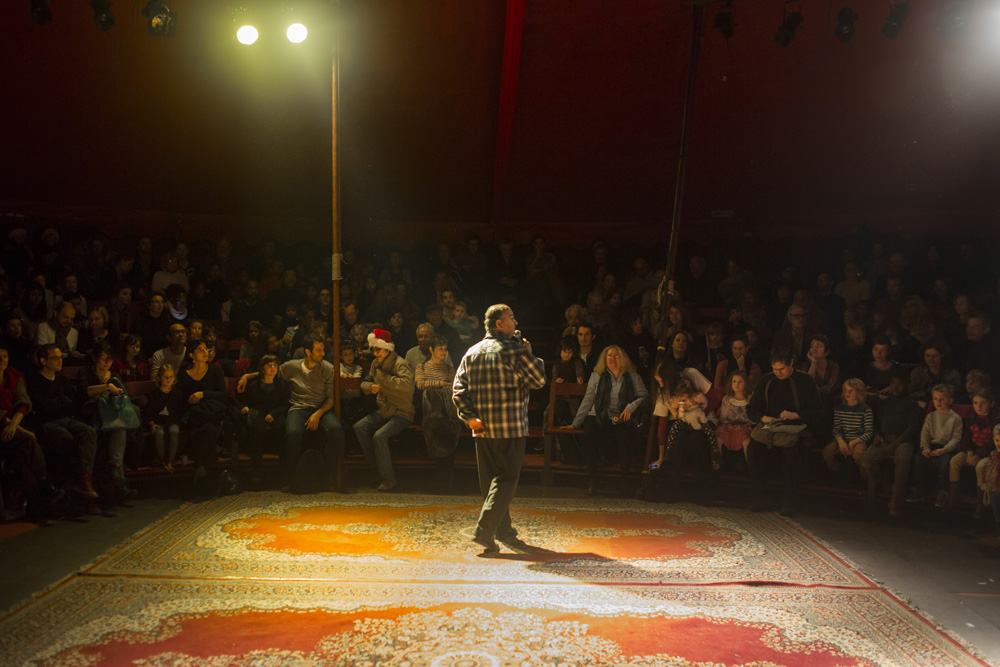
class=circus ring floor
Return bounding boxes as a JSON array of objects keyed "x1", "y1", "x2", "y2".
[{"x1": 1, "y1": 482, "x2": 998, "y2": 666}]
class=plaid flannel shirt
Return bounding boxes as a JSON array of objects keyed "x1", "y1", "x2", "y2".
[{"x1": 452, "y1": 329, "x2": 547, "y2": 439}]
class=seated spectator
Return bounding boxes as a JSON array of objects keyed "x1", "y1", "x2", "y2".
[
  {"x1": 862, "y1": 370, "x2": 921, "y2": 517},
  {"x1": 956, "y1": 312, "x2": 1000, "y2": 380},
  {"x1": 446, "y1": 300, "x2": 478, "y2": 350},
  {"x1": 338, "y1": 345, "x2": 364, "y2": 424},
  {"x1": 899, "y1": 295, "x2": 936, "y2": 349},
  {"x1": 798, "y1": 334, "x2": 840, "y2": 400},
  {"x1": 771, "y1": 304, "x2": 816, "y2": 365},
  {"x1": 747, "y1": 346, "x2": 823, "y2": 517},
  {"x1": 77, "y1": 306, "x2": 111, "y2": 354},
  {"x1": 561, "y1": 345, "x2": 649, "y2": 497},
  {"x1": 36, "y1": 302, "x2": 85, "y2": 364},
  {"x1": 716, "y1": 370, "x2": 753, "y2": 461},
  {"x1": 151, "y1": 252, "x2": 189, "y2": 295},
  {"x1": 27, "y1": 343, "x2": 100, "y2": 501},
  {"x1": 178, "y1": 338, "x2": 236, "y2": 497},
  {"x1": 714, "y1": 334, "x2": 762, "y2": 392},
  {"x1": 693, "y1": 321, "x2": 727, "y2": 378},
  {"x1": 960, "y1": 369, "x2": 992, "y2": 405},
  {"x1": 875, "y1": 274, "x2": 907, "y2": 328},
  {"x1": 53, "y1": 274, "x2": 87, "y2": 317},
  {"x1": 909, "y1": 384, "x2": 963, "y2": 507},
  {"x1": 822, "y1": 378, "x2": 874, "y2": 482},
  {"x1": 339, "y1": 300, "x2": 360, "y2": 343},
  {"x1": 865, "y1": 335, "x2": 897, "y2": 399},
  {"x1": 165, "y1": 284, "x2": 190, "y2": 324},
  {"x1": 424, "y1": 303, "x2": 461, "y2": 354},
  {"x1": 619, "y1": 311, "x2": 655, "y2": 373},
  {"x1": 111, "y1": 335, "x2": 150, "y2": 383},
  {"x1": 415, "y1": 334, "x2": 460, "y2": 489},
  {"x1": 909, "y1": 341, "x2": 962, "y2": 402},
  {"x1": 150, "y1": 323, "x2": 189, "y2": 380},
  {"x1": 949, "y1": 390, "x2": 996, "y2": 511},
  {"x1": 1, "y1": 314, "x2": 32, "y2": 374},
  {"x1": 135, "y1": 293, "x2": 173, "y2": 357},
  {"x1": 0, "y1": 344, "x2": 57, "y2": 525},
  {"x1": 665, "y1": 330, "x2": 694, "y2": 369},
  {"x1": 239, "y1": 320, "x2": 265, "y2": 364},
  {"x1": 238, "y1": 354, "x2": 290, "y2": 488},
  {"x1": 98, "y1": 251, "x2": 139, "y2": 301},
  {"x1": 405, "y1": 322, "x2": 453, "y2": 376},
  {"x1": 107, "y1": 283, "x2": 135, "y2": 339},
  {"x1": 560, "y1": 304, "x2": 587, "y2": 338},
  {"x1": 814, "y1": 271, "x2": 846, "y2": 338},
  {"x1": 718, "y1": 258, "x2": 753, "y2": 305},
  {"x1": 230, "y1": 281, "x2": 272, "y2": 340},
  {"x1": 576, "y1": 322, "x2": 600, "y2": 378},
  {"x1": 238, "y1": 334, "x2": 344, "y2": 493},
  {"x1": 187, "y1": 319, "x2": 204, "y2": 341},
  {"x1": 143, "y1": 364, "x2": 185, "y2": 472},
  {"x1": 76, "y1": 340, "x2": 139, "y2": 503},
  {"x1": 355, "y1": 329, "x2": 415, "y2": 492}
]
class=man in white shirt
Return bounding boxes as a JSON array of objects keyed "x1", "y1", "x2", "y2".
[
  {"x1": 149, "y1": 323, "x2": 188, "y2": 378},
  {"x1": 35, "y1": 302, "x2": 83, "y2": 362}
]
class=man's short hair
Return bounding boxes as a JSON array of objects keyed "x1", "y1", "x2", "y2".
[
  {"x1": 577, "y1": 322, "x2": 595, "y2": 336},
  {"x1": 429, "y1": 334, "x2": 449, "y2": 349},
  {"x1": 425, "y1": 303, "x2": 444, "y2": 316},
  {"x1": 769, "y1": 346, "x2": 794, "y2": 366},
  {"x1": 484, "y1": 304, "x2": 510, "y2": 332},
  {"x1": 871, "y1": 335, "x2": 892, "y2": 349},
  {"x1": 969, "y1": 312, "x2": 991, "y2": 327},
  {"x1": 303, "y1": 334, "x2": 324, "y2": 354},
  {"x1": 415, "y1": 322, "x2": 434, "y2": 334},
  {"x1": 36, "y1": 343, "x2": 59, "y2": 364}
]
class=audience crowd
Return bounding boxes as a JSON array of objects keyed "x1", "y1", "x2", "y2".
[{"x1": 0, "y1": 226, "x2": 998, "y2": 543}]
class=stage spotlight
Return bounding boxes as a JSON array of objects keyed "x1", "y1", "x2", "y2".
[
  {"x1": 286, "y1": 22, "x2": 308, "y2": 43},
  {"x1": 90, "y1": 0, "x2": 115, "y2": 31},
  {"x1": 28, "y1": 0, "x2": 52, "y2": 26},
  {"x1": 938, "y1": 0, "x2": 969, "y2": 39},
  {"x1": 881, "y1": 2, "x2": 911, "y2": 39},
  {"x1": 775, "y1": 11, "x2": 803, "y2": 47},
  {"x1": 835, "y1": 7, "x2": 858, "y2": 43},
  {"x1": 142, "y1": 1, "x2": 177, "y2": 37},
  {"x1": 237, "y1": 24, "x2": 258, "y2": 45},
  {"x1": 714, "y1": 4, "x2": 736, "y2": 40}
]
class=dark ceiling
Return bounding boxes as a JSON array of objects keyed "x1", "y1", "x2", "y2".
[{"x1": 2, "y1": 0, "x2": 998, "y2": 237}]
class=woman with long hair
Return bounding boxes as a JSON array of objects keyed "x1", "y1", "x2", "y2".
[{"x1": 559, "y1": 345, "x2": 649, "y2": 496}]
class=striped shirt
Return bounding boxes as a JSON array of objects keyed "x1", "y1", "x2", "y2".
[
  {"x1": 416, "y1": 360, "x2": 455, "y2": 389},
  {"x1": 832, "y1": 402, "x2": 874, "y2": 444},
  {"x1": 452, "y1": 330, "x2": 547, "y2": 439}
]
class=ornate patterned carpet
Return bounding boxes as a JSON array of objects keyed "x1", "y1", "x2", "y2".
[{"x1": 1, "y1": 492, "x2": 993, "y2": 666}]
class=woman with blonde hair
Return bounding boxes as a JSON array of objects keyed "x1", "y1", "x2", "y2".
[{"x1": 559, "y1": 345, "x2": 649, "y2": 496}]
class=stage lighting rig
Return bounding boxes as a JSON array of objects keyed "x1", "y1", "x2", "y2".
[
  {"x1": 775, "y1": 4, "x2": 803, "y2": 47},
  {"x1": 90, "y1": 0, "x2": 115, "y2": 32},
  {"x1": 714, "y1": 3, "x2": 736, "y2": 40},
  {"x1": 835, "y1": 7, "x2": 858, "y2": 43},
  {"x1": 881, "y1": 2, "x2": 910, "y2": 39},
  {"x1": 29, "y1": 0, "x2": 52, "y2": 26},
  {"x1": 143, "y1": 1, "x2": 177, "y2": 37},
  {"x1": 938, "y1": 0, "x2": 969, "y2": 39}
]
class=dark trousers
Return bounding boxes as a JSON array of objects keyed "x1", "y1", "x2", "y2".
[
  {"x1": 583, "y1": 416, "x2": 637, "y2": 489},
  {"x1": 474, "y1": 436, "x2": 525, "y2": 541},
  {"x1": 284, "y1": 408, "x2": 344, "y2": 483},
  {"x1": 748, "y1": 439, "x2": 802, "y2": 510},
  {"x1": 39, "y1": 417, "x2": 97, "y2": 476},
  {"x1": 667, "y1": 423, "x2": 713, "y2": 498},
  {"x1": 862, "y1": 436, "x2": 913, "y2": 506},
  {"x1": 239, "y1": 410, "x2": 286, "y2": 475}
]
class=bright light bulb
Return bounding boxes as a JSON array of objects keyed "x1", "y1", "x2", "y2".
[
  {"x1": 286, "y1": 23, "x2": 307, "y2": 43},
  {"x1": 236, "y1": 24, "x2": 258, "y2": 45}
]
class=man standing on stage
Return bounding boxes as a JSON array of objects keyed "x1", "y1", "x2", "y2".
[{"x1": 453, "y1": 304, "x2": 546, "y2": 556}]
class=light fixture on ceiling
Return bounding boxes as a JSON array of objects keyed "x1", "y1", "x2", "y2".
[
  {"x1": 881, "y1": 2, "x2": 911, "y2": 39},
  {"x1": 143, "y1": 1, "x2": 177, "y2": 37},
  {"x1": 714, "y1": 3, "x2": 736, "y2": 40},
  {"x1": 775, "y1": 4, "x2": 803, "y2": 47},
  {"x1": 90, "y1": 0, "x2": 115, "y2": 32},
  {"x1": 28, "y1": 0, "x2": 52, "y2": 26},
  {"x1": 834, "y1": 7, "x2": 858, "y2": 43}
]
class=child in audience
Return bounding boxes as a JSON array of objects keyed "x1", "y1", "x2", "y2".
[
  {"x1": 910, "y1": 384, "x2": 963, "y2": 506},
  {"x1": 446, "y1": 300, "x2": 478, "y2": 346},
  {"x1": 716, "y1": 370, "x2": 752, "y2": 460},
  {"x1": 950, "y1": 390, "x2": 997, "y2": 511},
  {"x1": 977, "y1": 425, "x2": 1000, "y2": 534},
  {"x1": 549, "y1": 336, "x2": 585, "y2": 438},
  {"x1": 822, "y1": 378, "x2": 874, "y2": 481},
  {"x1": 111, "y1": 335, "x2": 149, "y2": 383},
  {"x1": 143, "y1": 364, "x2": 184, "y2": 472},
  {"x1": 957, "y1": 369, "x2": 991, "y2": 405}
]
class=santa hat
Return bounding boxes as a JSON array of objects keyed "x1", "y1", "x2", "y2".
[{"x1": 367, "y1": 328, "x2": 395, "y2": 352}]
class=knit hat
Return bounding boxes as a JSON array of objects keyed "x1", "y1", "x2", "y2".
[{"x1": 368, "y1": 328, "x2": 394, "y2": 352}]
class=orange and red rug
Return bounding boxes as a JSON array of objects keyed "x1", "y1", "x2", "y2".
[{"x1": 0, "y1": 492, "x2": 993, "y2": 666}]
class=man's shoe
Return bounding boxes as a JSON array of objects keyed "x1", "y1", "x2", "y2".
[
  {"x1": 497, "y1": 533, "x2": 530, "y2": 551},
  {"x1": 888, "y1": 499, "x2": 902, "y2": 518},
  {"x1": 74, "y1": 474, "x2": 99, "y2": 499},
  {"x1": 377, "y1": 479, "x2": 397, "y2": 492},
  {"x1": 471, "y1": 534, "x2": 500, "y2": 557},
  {"x1": 934, "y1": 490, "x2": 949, "y2": 508}
]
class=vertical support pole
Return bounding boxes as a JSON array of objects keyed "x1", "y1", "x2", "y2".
[
  {"x1": 646, "y1": 3, "x2": 707, "y2": 465},
  {"x1": 331, "y1": 4, "x2": 343, "y2": 419}
]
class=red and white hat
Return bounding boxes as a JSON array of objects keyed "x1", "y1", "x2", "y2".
[{"x1": 367, "y1": 328, "x2": 394, "y2": 352}]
